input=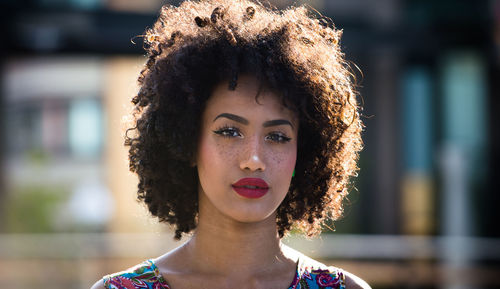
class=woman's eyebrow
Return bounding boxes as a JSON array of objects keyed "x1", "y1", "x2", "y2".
[
  {"x1": 213, "y1": 113, "x2": 249, "y2": 125},
  {"x1": 213, "y1": 113, "x2": 293, "y2": 128},
  {"x1": 263, "y1": 119, "x2": 293, "y2": 129}
]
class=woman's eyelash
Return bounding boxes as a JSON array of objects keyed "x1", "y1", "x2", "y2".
[
  {"x1": 265, "y1": 132, "x2": 292, "y2": 143},
  {"x1": 212, "y1": 126, "x2": 242, "y2": 138},
  {"x1": 213, "y1": 126, "x2": 292, "y2": 143}
]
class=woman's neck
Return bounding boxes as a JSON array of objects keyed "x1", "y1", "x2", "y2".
[{"x1": 181, "y1": 195, "x2": 295, "y2": 276}]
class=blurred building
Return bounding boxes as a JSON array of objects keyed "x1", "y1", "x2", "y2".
[{"x1": 0, "y1": 0, "x2": 498, "y2": 288}]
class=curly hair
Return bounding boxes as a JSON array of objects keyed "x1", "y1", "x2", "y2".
[{"x1": 125, "y1": 0, "x2": 363, "y2": 240}]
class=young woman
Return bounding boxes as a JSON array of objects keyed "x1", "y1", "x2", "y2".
[{"x1": 92, "y1": 0, "x2": 368, "y2": 288}]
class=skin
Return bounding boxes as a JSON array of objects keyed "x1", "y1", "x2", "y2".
[
  {"x1": 196, "y1": 74, "x2": 298, "y2": 225},
  {"x1": 91, "y1": 75, "x2": 370, "y2": 289},
  {"x1": 158, "y1": 75, "x2": 300, "y2": 289}
]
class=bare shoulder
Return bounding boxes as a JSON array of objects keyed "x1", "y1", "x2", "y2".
[
  {"x1": 90, "y1": 279, "x2": 106, "y2": 289},
  {"x1": 343, "y1": 270, "x2": 371, "y2": 289}
]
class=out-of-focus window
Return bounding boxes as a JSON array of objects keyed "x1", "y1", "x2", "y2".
[
  {"x1": 68, "y1": 98, "x2": 104, "y2": 158},
  {"x1": 3, "y1": 57, "x2": 110, "y2": 233},
  {"x1": 38, "y1": 0, "x2": 103, "y2": 10}
]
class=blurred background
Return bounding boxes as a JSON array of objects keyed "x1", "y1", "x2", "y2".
[{"x1": 0, "y1": 0, "x2": 498, "y2": 288}]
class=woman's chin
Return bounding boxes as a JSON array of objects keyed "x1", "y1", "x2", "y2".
[{"x1": 221, "y1": 207, "x2": 277, "y2": 224}]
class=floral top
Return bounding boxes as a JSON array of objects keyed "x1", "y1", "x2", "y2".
[{"x1": 103, "y1": 257, "x2": 346, "y2": 289}]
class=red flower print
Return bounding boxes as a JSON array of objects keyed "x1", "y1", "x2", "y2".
[
  {"x1": 315, "y1": 270, "x2": 341, "y2": 288},
  {"x1": 154, "y1": 282, "x2": 170, "y2": 289},
  {"x1": 109, "y1": 276, "x2": 138, "y2": 289}
]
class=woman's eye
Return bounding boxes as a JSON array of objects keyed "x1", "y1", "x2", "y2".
[
  {"x1": 213, "y1": 127, "x2": 242, "y2": 138},
  {"x1": 265, "y1": 132, "x2": 291, "y2": 143}
]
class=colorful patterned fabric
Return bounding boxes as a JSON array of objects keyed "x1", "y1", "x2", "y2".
[
  {"x1": 103, "y1": 260, "x2": 170, "y2": 289},
  {"x1": 103, "y1": 258, "x2": 346, "y2": 289}
]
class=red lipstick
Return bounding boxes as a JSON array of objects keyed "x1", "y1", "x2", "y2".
[{"x1": 232, "y1": 178, "x2": 269, "y2": 199}]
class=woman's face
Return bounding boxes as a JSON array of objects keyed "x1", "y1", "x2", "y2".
[{"x1": 196, "y1": 75, "x2": 298, "y2": 223}]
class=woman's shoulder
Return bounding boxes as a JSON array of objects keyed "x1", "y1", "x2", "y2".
[
  {"x1": 90, "y1": 259, "x2": 170, "y2": 289},
  {"x1": 293, "y1": 250, "x2": 371, "y2": 289}
]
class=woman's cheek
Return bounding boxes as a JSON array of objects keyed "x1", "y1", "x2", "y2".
[
  {"x1": 197, "y1": 134, "x2": 217, "y2": 176},
  {"x1": 284, "y1": 152, "x2": 297, "y2": 176},
  {"x1": 269, "y1": 146, "x2": 297, "y2": 176},
  {"x1": 199, "y1": 136, "x2": 240, "y2": 176},
  {"x1": 215, "y1": 140, "x2": 240, "y2": 162}
]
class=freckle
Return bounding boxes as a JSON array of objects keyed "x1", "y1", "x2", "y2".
[{"x1": 216, "y1": 142, "x2": 238, "y2": 160}]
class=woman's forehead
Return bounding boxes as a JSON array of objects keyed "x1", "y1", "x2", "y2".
[{"x1": 206, "y1": 76, "x2": 297, "y2": 121}]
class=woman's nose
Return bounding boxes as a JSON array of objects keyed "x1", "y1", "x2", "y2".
[{"x1": 239, "y1": 138, "x2": 266, "y2": 172}]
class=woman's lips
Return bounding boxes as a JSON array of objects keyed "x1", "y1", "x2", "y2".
[{"x1": 232, "y1": 178, "x2": 269, "y2": 199}]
